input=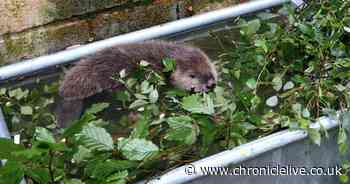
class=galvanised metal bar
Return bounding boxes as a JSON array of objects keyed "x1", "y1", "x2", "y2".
[
  {"x1": 0, "y1": 0, "x2": 293, "y2": 81},
  {"x1": 0, "y1": 108, "x2": 10, "y2": 139},
  {"x1": 138, "y1": 117, "x2": 338, "y2": 184}
]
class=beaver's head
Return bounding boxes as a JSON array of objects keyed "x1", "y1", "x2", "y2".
[{"x1": 169, "y1": 47, "x2": 217, "y2": 92}]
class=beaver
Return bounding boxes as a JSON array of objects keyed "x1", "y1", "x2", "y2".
[{"x1": 57, "y1": 40, "x2": 217, "y2": 127}]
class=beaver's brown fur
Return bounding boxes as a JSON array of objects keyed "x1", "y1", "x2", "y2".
[
  {"x1": 56, "y1": 40, "x2": 217, "y2": 127},
  {"x1": 59, "y1": 40, "x2": 217, "y2": 101}
]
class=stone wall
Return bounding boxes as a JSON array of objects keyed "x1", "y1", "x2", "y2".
[{"x1": 0, "y1": 0, "x2": 241, "y2": 65}]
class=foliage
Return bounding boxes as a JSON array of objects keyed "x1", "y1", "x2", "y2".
[{"x1": 0, "y1": 1, "x2": 349, "y2": 183}]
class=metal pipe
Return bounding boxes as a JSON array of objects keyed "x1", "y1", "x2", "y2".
[
  {"x1": 0, "y1": 108, "x2": 10, "y2": 139},
  {"x1": 138, "y1": 117, "x2": 338, "y2": 184},
  {"x1": 0, "y1": 0, "x2": 290, "y2": 81}
]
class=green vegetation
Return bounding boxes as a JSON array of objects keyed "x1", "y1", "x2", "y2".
[{"x1": 0, "y1": 1, "x2": 349, "y2": 183}]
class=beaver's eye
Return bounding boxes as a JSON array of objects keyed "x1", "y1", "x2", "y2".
[{"x1": 189, "y1": 74, "x2": 196, "y2": 78}]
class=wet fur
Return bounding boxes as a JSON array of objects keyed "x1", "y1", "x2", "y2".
[{"x1": 57, "y1": 40, "x2": 217, "y2": 127}]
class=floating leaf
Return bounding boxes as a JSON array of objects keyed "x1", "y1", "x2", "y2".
[
  {"x1": 129, "y1": 99, "x2": 148, "y2": 109},
  {"x1": 246, "y1": 78, "x2": 257, "y2": 90},
  {"x1": 283, "y1": 81, "x2": 295, "y2": 91},
  {"x1": 272, "y1": 76, "x2": 283, "y2": 91},
  {"x1": 292, "y1": 103, "x2": 302, "y2": 116},
  {"x1": 8, "y1": 88, "x2": 28, "y2": 100},
  {"x1": 266, "y1": 96, "x2": 278, "y2": 107},
  {"x1": 335, "y1": 84, "x2": 347, "y2": 92},
  {"x1": 254, "y1": 39, "x2": 268, "y2": 53},
  {"x1": 302, "y1": 108, "x2": 311, "y2": 118},
  {"x1": 141, "y1": 81, "x2": 153, "y2": 94},
  {"x1": 241, "y1": 19, "x2": 261, "y2": 35},
  {"x1": 149, "y1": 89, "x2": 159, "y2": 103},
  {"x1": 20, "y1": 106, "x2": 33, "y2": 115},
  {"x1": 0, "y1": 88, "x2": 6, "y2": 95},
  {"x1": 182, "y1": 94, "x2": 214, "y2": 115},
  {"x1": 165, "y1": 116, "x2": 198, "y2": 145}
]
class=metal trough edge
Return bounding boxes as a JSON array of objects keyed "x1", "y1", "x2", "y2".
[
  {"x1": 138, "y1": 117, "x2": 338, "y2": 184},
  {"x1": 0, "y1": 0, "x2": 290, "y2": 81}
]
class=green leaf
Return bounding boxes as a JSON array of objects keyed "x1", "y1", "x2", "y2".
[
  {"x1": 338, "y1": 128, "x2": 348, "y2": 155},
  {"x1": 77, "y1": 124, "x2": 114, "y2": 151},
  {"x1": 165, "y1": 116, "x2": 198, "y2": 145},
  {"x1": 149, "y1": 89, "x2": 159, "y2": 103},
  {"x1": 76, "y1": 125, "x2": 114, "y2": 151},
  {"x1": 130, "y1": 115, "x2": 149, "y2": 139},
  {"x1": 106, "y1": 170, "x2": 128, "y2": 184},
  {"x1": 272, "y1": 76, "x2": 283, "y2": 91},
  {"x1": 8, "y1": 88, "x2": 29, "y2": 100},
  {"x1": 331, "y1": 45, "x2": 346, "y2": 58},
  {"x1": 341, "y1": 111, "x2": 350, "y2": 132},
  {"x1": 64, "y1": 179, "x2": 85, "y2": 184},
  {"x1": 298, "y1": 23, "x2": 313, "y2": 36},
  {"x1": 86, "y1": 160, "x2": 137, "y2": 179},
  {"x1": 0, "y1": 138, "x2": 25, "y2": 159},
  {"x1": 61, "y1": 113, "x2": 96, "y2": 138},
  {"x1": 85, "y1": 103, "x2": 110, "y2": 114},
  {"x1": 20, "y1": 106, "x2": 33, "y2": 115},
  {"x1": 118, "y1": 138, "x2": 159, "y2": 161},
  {"x1": 162, "y1": 58, "x2": 176, "y2": 72},
  {"x1": 181, "y1": 94, "x2": 214, "y2": 115},
  {"x1": 241, "y1": 19, "x2": 261, "y2": 35},
  {"x1": 0, "y1": 161, "x2": 25, "y2": 184},
  {"x1": 246, "y1": 78, "x2": 257, "y2": 90},
  {"x1": 26, "y1": 168, "x2": 50, "y2": 184},
  {"x1": 339, "y1": 174, "x2": 349, "y2": 184},
  {"x1": 292, "y1": 103, "x2": 302, "y2": 116},
  {"x1": 72, "y1": 145, "x2": 92, "y2": 164},
  {"x1": 308, "y1": 128, "x2": 321, "y2": 146},
  {"x1": 254, "y1": 39, "x2": 268, "y2": 53},
  {"x1": 0, "y1": 88, "x2": 6, "y2": 95},
  {"x1": 141, "y1": 81, "x2": 153, "y2": 94},
  {"x1": 34, "y1": 127, "x2": 56, "y2": 143},
  {"x1": 129, "y1": 99, "x2": 148, "y2": 109}
]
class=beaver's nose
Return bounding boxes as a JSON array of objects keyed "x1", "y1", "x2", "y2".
[{"x1": 206, "y1": 78, "x2": 216, "y2": 89}]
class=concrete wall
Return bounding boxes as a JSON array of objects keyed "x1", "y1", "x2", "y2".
[{"x1": 0, "y1": 0, "x2": 242, "y2": 65}]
